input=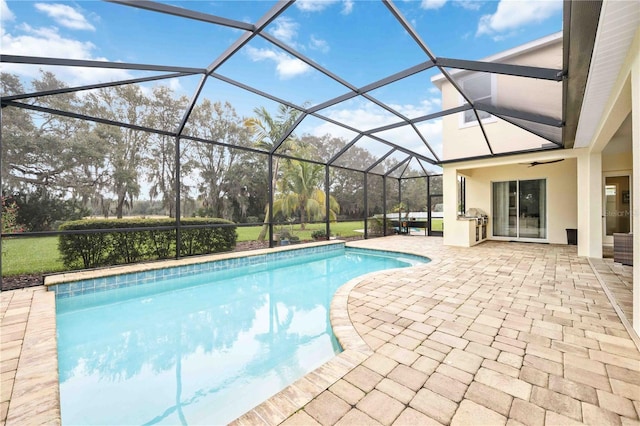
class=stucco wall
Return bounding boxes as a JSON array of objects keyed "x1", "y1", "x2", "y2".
[
  {"x1": 603, "y1": 151, "x2": 633, "y2": 172},
  {"x1": 439, "y1": 38, "x2": 563, "y2": 161},
  {"x1": 448, "y1": 158, "x2": 577, "y2": 245}
]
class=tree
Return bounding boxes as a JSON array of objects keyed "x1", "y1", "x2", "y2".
[
  {"x1": 85, "y1": 85, "x2": 150, "y2": 218},
  {"x1": 273, "y1": 160, "x2": 339, "y2": 228},
  {"x1": 4, "y1": 189, "x2": 88, "y2": 231},
  {"x1": 1, "y1": 196, "x2": 25, "y2": 233},
  {"x1": 1, "y1": 73, "x2": 36, "y2": 190},
  {"x1": 188, "y1": 100, "x2": 250, "y2": 219},
  {"x1": 244, "y1": 104, "x2": 301, "y2": 240},
  {"x1": 145, "y1": 86, "x2": 190, "y2": 218},
  {"x1": 223, "y1": 154, "x2": 269, "y2": 222},
  {"x1": 302, "y1": 134, "x2": 380, "y2": 220},
  {"x1": 1, "y1": 72, "x2": 102, "y2": 197}
]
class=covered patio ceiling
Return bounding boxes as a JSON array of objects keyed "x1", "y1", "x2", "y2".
[{"x1": 0, "y1": 0, "x2": 601, "y2": 178}]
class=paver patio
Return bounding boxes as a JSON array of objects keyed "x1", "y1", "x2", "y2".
[{"x1": 1, "y1": 236, "x2": 638, "y2": 425}]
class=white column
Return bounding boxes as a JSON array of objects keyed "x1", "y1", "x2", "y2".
[
  {"x1": 577, "y1": 150, "x2": 603, "y2": 258},
  {"x1": 631, "y1": 53, "x2": 640, "y2": 333}
]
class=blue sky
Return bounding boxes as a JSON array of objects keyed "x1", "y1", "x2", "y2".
[{"x1": 1, "y1": 0, "x2": 563, "y2": 163}]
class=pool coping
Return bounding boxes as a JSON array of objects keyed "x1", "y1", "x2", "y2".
[{"x1": 7, "y1": 239, "x2": 428, "y2": 425}]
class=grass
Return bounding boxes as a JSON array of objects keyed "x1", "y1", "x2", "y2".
[
  {"x1": 237, "y1": 221, "x2": 365, "y2": 241},
  {"x1": 2, "y1": 236, "x2": 66, "y2": 276},
  {"x1": 1, "y1": 220, "x2": 441, "y2": 276}
]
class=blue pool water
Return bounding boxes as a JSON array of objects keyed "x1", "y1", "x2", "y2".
[{"x1": 55, "y1": 246, "x2": 427, "y2": 425}]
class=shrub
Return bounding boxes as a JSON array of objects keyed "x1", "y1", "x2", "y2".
[
  {"x1": 367, "y1": 217, "x2": 393, "y2": 237},
  {"x1": 5, "y1": 189, "x2": 89, "y2": 231},
  {"x1": 181, "y1": 219, "x2": 236, "y2": 256},
  {"x1": 276, "y1": 229, "x2": 292, "y2": 241},
  {"x1": 1, "y1": 197, "x2": 25, "y2": 234},
  {"x1": 311, "y1": 229, "x2": 327, "y2": 240},
  {"x1": 59, "y1": 218, "x2": 236, "y2": 269}
]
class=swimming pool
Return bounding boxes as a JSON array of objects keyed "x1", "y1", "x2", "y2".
[{"x1": 54, "y1": 244, "x2": 427, "y2": 425}]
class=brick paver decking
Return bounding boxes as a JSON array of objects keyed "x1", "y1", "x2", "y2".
[
  {"x1": 269, "y1": 237, "x2": 639, "y2": 425},
  {"x1": 1, "y1": 237, "x2": 638, "y2": 425}
]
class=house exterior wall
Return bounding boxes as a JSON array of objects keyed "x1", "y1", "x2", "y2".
[
  {"x1": 603, "y1": 151, "x2": 633, "y2": 172},
  {"x1": 439, "y1": 37, "x2": 563, "y2": 161},
  {"x1": 443, "y1": 155, "x2": 577, "y2": 247},
  {"x1": 440, "y1": 8, "x2": 640, "y2": 334}
]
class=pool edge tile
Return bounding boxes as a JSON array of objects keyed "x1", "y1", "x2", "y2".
[{"x1": 45, "y1": 241, "x2": 346, "y2": 297}]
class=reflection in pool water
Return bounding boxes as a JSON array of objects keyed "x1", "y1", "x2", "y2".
[{"x1": 56, "y1": 248, "x2": 426, "y2": 425}]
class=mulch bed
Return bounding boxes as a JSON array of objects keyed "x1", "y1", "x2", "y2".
[
  {"x1": 2, "y1": 274, "x2": 44, "y2": 291},
  {"x1": 2, "y1": 239, "x2": 364, "y2": 291}
]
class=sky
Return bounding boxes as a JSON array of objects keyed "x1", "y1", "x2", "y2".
[{"x1": 1, "y1": 0, "x2": 563, "y2": 166}]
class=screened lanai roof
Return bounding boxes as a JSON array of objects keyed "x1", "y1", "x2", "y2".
[{"x1": 0, "y1": 0, "x2": 595, "y2": 177}]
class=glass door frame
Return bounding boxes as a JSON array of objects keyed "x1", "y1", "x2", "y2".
[
  {"x1": 491, "y1": 178, "x2": 549, "y2": 242},
  {"x1": 602, "y1": 171, "x2": 633, "y2": 246}
]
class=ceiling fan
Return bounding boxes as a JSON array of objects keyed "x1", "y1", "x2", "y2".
[{"x1": 521, "y1": 159, "x2": 565, "y2": 167}]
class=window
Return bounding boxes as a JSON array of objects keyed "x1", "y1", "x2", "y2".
[{"x1": 460, "y1": 73, "x2": 493, "y2": 125}]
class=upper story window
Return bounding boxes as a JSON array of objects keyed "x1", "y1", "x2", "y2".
[{"x1": 460, "y1": 73, "x2": 494, "y2": 126}]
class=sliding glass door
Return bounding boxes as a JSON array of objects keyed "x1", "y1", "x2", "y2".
[
  {"x1": 492, "y1": 181, "x2": 517, "y2": 237},
  {"x1": 492, "y1": 179, "x2": 546, "y2": 240}
]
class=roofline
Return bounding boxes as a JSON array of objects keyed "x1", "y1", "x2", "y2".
[
  {"x1": 563, "y1": 0, "x2": 603, "y2": 148},
  {"x1": 431, "y1": 32, "x2": 563, "y2": 85},
  {"x1": 476, "y1": 32, "x2": 562, "y2": 64}
]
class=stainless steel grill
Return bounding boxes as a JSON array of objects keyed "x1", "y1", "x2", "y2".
[{"x1": 465, "y1": 208, "x2": 488, "y2": 241}]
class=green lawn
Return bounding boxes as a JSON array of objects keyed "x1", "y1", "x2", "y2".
[
  {"x1": 2, "y1": 236, "x2": 66, "y2": 276},
  {"x1": 236, "y1": 221, "x2": 365, "y2": 241},
  {"x1": 1, "y1": 220, "x2": 441, "y2": 276}
]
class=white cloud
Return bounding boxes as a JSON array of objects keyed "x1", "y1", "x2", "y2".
[
  {"x1": 35, "y1": 3, "x2": 95, "y2": 31},
  {"x1": 415, "y1": 120, "x2": 443, "y2": 156},
  {"x1": 419, "y1": 0, "x2": 482, "y2": 12},
  {"x1": 296, "y1": 0, "x2": 336, "y2": 12},
  {"x1": 309, "y1": 35, "x2": 329, "y2": 53},
  {"x1": 342, "y1": 0, "x2": 354, "y2": 15},
  {"x1": 389, "y1": 98, "x2": 441, "y2": 118},
  {"x1": 310, "y1": 104, "x2": 393, "y2": 140},
  {"x1": 168, "y1": 78, "x2": 183, "y2": 93},
  {"x1": 421, "y1": 0, "x2": 448, "y2": 10},
  {"x1": 269, "y1": 17, "x2": 298, "y2": 45},
  {"x1": 307, "y1": 97, "x2": 444, "y2": 158},
  {"x1": 245, "y1": 46, "x2": 310, "y2": 79},
  {"x1": 455, "y1": 0, "x2": 482, "y2": 11},
  {"x1": 1, "y1": 25, "x2": 131, "y2": 85},
  {"x1": 1, "y1": 0, "x2": 15, "y2": 21},
  {"x1": 295, "y1": 0, "x2": 354, "y2": 14},
  {"x1": 477, "y1": 0, "x2": 562, "y2": 37},
  {"x1": 5, "y1": 24, "x2": 94, "y2": 59}
]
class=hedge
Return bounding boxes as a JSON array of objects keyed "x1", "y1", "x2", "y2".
[{"x1": 58, "y1": 218, "x2": 237, "y2": 269}]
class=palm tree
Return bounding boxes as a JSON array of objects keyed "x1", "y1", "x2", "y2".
[
  {"x1": 244, "y1": 104, "x2": 301, "y2": 241},
  {"x1": 273, "y1": 160, "x2": 340, "y2": 229}
]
